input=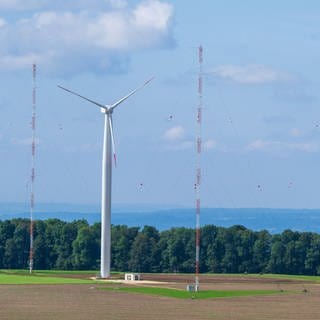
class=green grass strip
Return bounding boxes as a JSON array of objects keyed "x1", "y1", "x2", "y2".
[
  {"x1": 0, "y1": 269, "x2": 96, "y2": 276},
  {"x1": 103, "y1": 286, "x2": 281, "y2": 300},
  {"x1": 0, "y1": 273, "x2": 94, "y2": 285}
]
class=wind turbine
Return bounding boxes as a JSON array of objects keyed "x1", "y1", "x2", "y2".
[{"x1": 58, "y1": 77, "x2": 154, "y2": 278}]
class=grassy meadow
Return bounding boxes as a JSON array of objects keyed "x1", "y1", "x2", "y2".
[
  {"x1": 0, "y1": 271, "x2": 94, "y2": 285},
  {"x1": 101, "y1": 285, "x2": 281, "y2": 299}
]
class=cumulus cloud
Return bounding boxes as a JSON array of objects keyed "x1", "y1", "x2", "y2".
[
  {"x1": 246, "y1": 139, "x2": 319, "y2": 153},
  {"x1": 211, "y1": 64, "x2": 295, "y2": 85},
  {"x1": 163, "y1": 125, "x2": 185, "y2": 141},
  {"x1": 162, "y1": 128, "x2": 218, "y2": 152},
  {"x1": 0, "y1": 53, "x2": 46, "y2": 72},
  {"x1": 134, "y1": 0, "x2": 171, "y2": 31},
  {"x1": 162, "y1": 125, "x2": 197, "y2": 150},
  {"x1": 0, "y1": 0, "x2": 174, "y2": 75}
]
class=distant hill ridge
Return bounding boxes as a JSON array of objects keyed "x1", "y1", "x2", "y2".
[{"x1": 1, "y1": 203, "x2": 320, "y2": 234}]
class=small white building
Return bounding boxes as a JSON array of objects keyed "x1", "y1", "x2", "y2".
[{"x1": 124, "y1": 273, "x2": 141, "y2": 281}]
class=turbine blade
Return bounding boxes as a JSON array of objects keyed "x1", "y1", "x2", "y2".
[
  {"x1": 58, "y1": 85, "x2": 106, "y2": 109},
  {"x1": 110, "y1": 76, "x2": 155, "y2": 111},
  {"x1": 109, "y1": 115, "x2": 117, "y2": 167}
]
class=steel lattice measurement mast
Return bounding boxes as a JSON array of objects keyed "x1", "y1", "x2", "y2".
[
  {"x1": 195, "y1": 45, "x2": 203, "y2": 291},
  {"x1": 29, "y1": 63, "x2": 37, "y2": 274}
]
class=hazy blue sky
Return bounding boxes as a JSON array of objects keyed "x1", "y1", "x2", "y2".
[{"x1": 1, "y1": 0, "x2": 320, "y2": 209}]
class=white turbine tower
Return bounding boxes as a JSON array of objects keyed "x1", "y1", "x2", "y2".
[{"x1": 58, "y1": 77, "x2": 154, "y2": 278}]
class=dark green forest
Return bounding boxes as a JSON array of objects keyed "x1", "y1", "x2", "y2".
[{"x1": 1, "y1": 218, "x2": 320, "y2": 275}]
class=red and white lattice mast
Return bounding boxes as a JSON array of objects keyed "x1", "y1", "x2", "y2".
[
  {"x1": 195, "y1": 45, "x2": 203, "y2": 291},
  {"x1": 29, "y1": 63, "x2": 36, "y2": 273}
]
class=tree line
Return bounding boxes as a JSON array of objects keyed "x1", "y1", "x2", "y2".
[{"x1": 0, "y1": 218, "x2": 320, "y2": 275}]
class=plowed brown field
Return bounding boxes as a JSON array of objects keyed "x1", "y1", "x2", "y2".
[{"x1": 1, "y1": 274, "x2": 319, "y2": 320}]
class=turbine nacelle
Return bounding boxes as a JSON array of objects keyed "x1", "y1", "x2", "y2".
[{"x1": 100, "y1": 106, "x2": 112, "y2": 114}]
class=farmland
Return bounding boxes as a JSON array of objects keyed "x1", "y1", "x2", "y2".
[{"x1": 1, "y1": 271, "x2": 320, "y2": 320}]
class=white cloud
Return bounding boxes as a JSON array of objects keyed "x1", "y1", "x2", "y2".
[
  {"x1": 211, "y1": 64, "x2": 295, "y2": 85},
  {"x1": 133, "y1": 0, "x2": 172, "y2": 30},
  {"x1": 0, "y1": 53, "x2": 47, "y2": 71},
  {"x1": 0, "y1": 0, "x2": 174, "y2": 75},
  {"x1": 289, "y1": 128, "x2": 303, "y2": 138},
  {"x1": 162, "y1": 125, "x2": 196, "y2": 151},
  {"x1": 203, "y1": 139, "x2": 217, "y2": 150},
  {"x1": 0, "y1": 18, "x2": 7, "y2": 27},
  {"x1": 246, "y1": 139, "x2": 319, "y2": 153},
  {"x1": 163, "y1": 125, "x2": 185, "y2": 141},
  {"x1": 87, "y1": 1, "x2": 173, "y2": 50}
]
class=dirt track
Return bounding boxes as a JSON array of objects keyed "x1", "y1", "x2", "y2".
[{"x1": 1, "y1": 275, "x2": 320, "y2": 320}]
